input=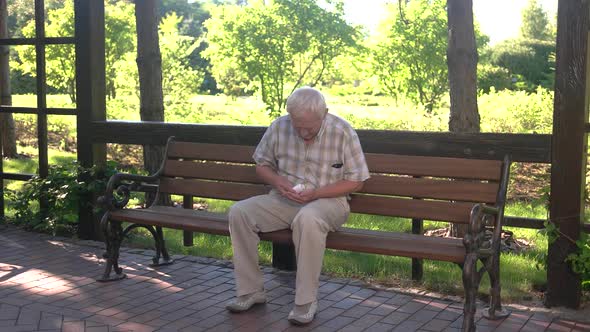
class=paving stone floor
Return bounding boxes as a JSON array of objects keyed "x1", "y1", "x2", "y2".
[{"x1": 0, "y1": 224, "x2": 589, "y2": 332}]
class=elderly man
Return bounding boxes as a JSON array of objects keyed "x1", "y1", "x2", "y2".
[{"x1": 225, "y1": 86, "x2": 370, "y2": 325}]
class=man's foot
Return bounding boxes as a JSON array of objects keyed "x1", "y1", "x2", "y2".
[
  {"x1": 225, "y1": 291, "x2": 267, "y2": 313},
  {"x1": 288, "y1": 301, "x2": 318, "y2": 325}
]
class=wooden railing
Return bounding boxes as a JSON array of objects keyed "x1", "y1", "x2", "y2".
[{"x1": 87, "y1": 120, "x2": 552, "y2": 230}]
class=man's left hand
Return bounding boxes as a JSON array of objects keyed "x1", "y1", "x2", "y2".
[{"x1": 289, "y1": 189, "x2": 317, "y2": 204}]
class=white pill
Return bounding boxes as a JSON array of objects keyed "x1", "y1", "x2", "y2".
[{"x1": 293, "y1": 184, "x2": 305, "y2": 193}]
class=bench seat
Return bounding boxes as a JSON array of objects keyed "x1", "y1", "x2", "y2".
[{"x1": 110, "y1": 206, "x2": 466, "y2": 263}]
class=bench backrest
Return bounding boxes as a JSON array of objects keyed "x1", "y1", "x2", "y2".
[{"x1": 158, "y1": 140, "x2": 510, "y2": 224}]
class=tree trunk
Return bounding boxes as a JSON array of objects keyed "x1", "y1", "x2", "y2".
[
  {"x1": 135, "y1": 0, "x2": 169, "y2": 206},
  {"x1": 0, "y1": 0, "x2": 18, "y2": 158},
  {"x1": 447, "y1": 0, "x2": 479, "y2": 237}
]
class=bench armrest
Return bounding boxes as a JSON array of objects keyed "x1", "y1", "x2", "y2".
[
  {"x1": 465, "y1": 203, "x2": 503, "y2": 257},
  {"x1": 97, "y1": 172, "x2": 160, "y2": 210}
]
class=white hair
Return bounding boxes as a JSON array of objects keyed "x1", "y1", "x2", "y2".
[{"x1": 286, "y1": 87, "x2": 327, "y2": 117}]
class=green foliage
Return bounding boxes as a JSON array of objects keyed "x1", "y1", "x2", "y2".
[
  {"x1": 104, "y1": 1, "x2": 136, "y2": 99},
  {"x1": 568, "y1": 232, "x2": 590, "y2": 290},
  {"x1": 520, "y1": 0, "x2": 554, "y2": 41},
  {"x1": 6, "y1": 161, "x2": 118, "y2": 236},
  {"x1": 478, "y1": 86, "x2": 553, "y2": 134},
  {"x1": 160, "y1": 0, "x2": 210, "y2": 38},
  {"x1": 10, "y1": 67, "x2": 36, "y2": 95},
  {"x1": 16, "y1": 2, "x2": 76, "y2": 101},
  {"x1": 485, "y1": 38, "x2": 555, "y2": 90},
  {"x1": 159, "y1": 13, "x2": 206, "y2": 121},
  {"x1": 16, "y1": 1, "x2": 136, "y2": 102},
  {"x1": 371, "y1": 0, "x2": 448, "y2": 113},
  {"x1": 541, "y1": 221, "x2": 590, "y2": 290},
  {"x1": 477, "y1": 64, "x2": 512, "y2": 93},
  {"x1": 204, "y1": 0, "x2": 358, "y2": 117},
  {"x1": 110, "y1": 13, "x2": 207, "y2": 122}
]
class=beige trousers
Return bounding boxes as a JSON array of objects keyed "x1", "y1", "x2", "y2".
[{"x1": 228, "y1": 190, "x2": 350, "y2": 305}]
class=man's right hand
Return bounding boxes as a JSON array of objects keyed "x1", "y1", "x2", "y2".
[
  {"x1": 273, "y1": 176, "x2": 297, "y2": 197},
  {"x1": 256, "y1": 165, "x2": 297, "y2": 198}
]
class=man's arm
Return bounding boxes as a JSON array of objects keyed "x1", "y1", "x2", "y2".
[
  {"x1": 292, "y1": 180, "x2": 364, "y2": 204},
  {"x1": 256, "y1": 165, "x2": 296, "y2": 196},
  {"x1": 257, "y1": 165, "x2": 364, "y2": 204}
]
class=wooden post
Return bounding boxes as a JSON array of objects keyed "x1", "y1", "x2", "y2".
[
  {"x1": 272, "y1": 243, "x2": 296, "y2": 271},
  {"x1": 34, "y1": 0, "x2": 49, "y2": 220},
  {"x1": 183, "y1": 195, "x2": 194, "y2": 246},
  {"x1": 0, "y1": 94, "x2": 3, "y2": 221},
  {"x1": 74, "y1": 0, "x2": 106, "y2": 240},
  {"x1": 546, "y1": 0, "x2": 590, "y2": 309},
  {"x1": 411, "y1": 218, "x2": 423, "y2": 281}
]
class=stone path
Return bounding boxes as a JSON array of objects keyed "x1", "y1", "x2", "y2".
[{"x1": 0, "y1": 224, "x2": 589, "y2": 331}]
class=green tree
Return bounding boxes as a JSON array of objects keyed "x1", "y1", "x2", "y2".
[
  {"x1": 160, "y1": 0, "x2": 209, "y2": 37},
  {"x1": 16, "y1": 1, "x2": 135, "y2": 102},
  {"x1": 159, "y1": 13, "x2": 205, "y2": 120},
  {"x1": 7, "y1": 0, "x2": 62, "y2": 38},
  {"x1": 204, "y1": 0, "x2": 357, "y2": 117},
  {"x1": 520, "y1": 0, "x2": 553, "y2": 41},
  {"x1": 105, "y1": 1, "x2": 136, "y2": 99},
  {"x1": 486, "y1": 38, "x2": 555, "y2": 90},
  {"x1": 372, "y1": 0, "x2": 449, "y2": 112},
  {"x1": 160, "y1": 0, "x2": 215, "y2": 92}
]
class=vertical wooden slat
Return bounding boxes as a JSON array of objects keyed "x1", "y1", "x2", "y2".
[
  {"x1": 0, "y1": 95, "x2": 3, "y2": 221},
  {"x1": 272, "y1": 243, "x2": 296, "y2": 271},
  {"x1": 411, "y1": 175, "x2": 423, "y2": 281},
  {"x1": 547, "y1": 0, "x2": 590, "y2": 309},
  {"x1": 0, "y1": 0, "x2": 7, "y2": 220},
  {"x1": 411, "y1": 218, "x2": 423, "y2": 281},
  {"x1": 75, "y1": 0, "x2": 106, "y2": 240},
  {"x1": 183, "y1": 195, "x2": 194, "y2": 246},
  {"x1": 34, "y1": 0, "x2": 48, "y2": 220},
  {"x1": 34, "y1": 0, "x2": 47, "y2": 178}
]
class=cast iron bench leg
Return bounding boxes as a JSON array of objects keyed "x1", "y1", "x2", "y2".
[
  {"x1": 98, "y1": 214, "x2": 126, "y2": 282},
  {"x1": 483, "y1": 254, "x2": 510, "y2": 320},
  {"x1": 151, "y1": 226, "x2": 173, "y2": 266}
]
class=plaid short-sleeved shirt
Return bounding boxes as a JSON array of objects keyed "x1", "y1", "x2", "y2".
[{"x1": 253, "y1": 113, "x2": 370, "y2": 192}]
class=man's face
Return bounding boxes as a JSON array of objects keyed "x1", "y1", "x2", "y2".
[{"x1": 290, "y1": 111, "x2": 324, "y2": 142}]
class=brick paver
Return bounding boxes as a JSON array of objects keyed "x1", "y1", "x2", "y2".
[{"x1": 1, "y1": 224, "x2": 589, "y2": 331}]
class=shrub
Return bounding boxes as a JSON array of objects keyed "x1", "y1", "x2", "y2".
[
  {"x1": 14, "y1": 114, "x2": 76, "y2": 151},
  {"x1": 479, "y1": 86, "x2": 553, "y2": 134},
  {"x1": 485, "y1": 38, "x2": 555, "y2": 90},
  {"x1": 477, "y1": 64, "x2": 512, "y2": 93},
  {"x1": 6, "y1": 161, "x2": 117, "y2": 236}
]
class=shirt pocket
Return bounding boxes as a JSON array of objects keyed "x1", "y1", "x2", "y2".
[{"x1": 320, "y1": 160, "x2": 345, "y2": 185}]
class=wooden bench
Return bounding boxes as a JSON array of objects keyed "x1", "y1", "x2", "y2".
[{"x1": 97, "y1": 137, "x2": 511, "y2": 331}]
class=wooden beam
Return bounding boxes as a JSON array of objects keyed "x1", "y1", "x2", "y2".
[
  {"x1": 74, "y1": 0, "x2": 106, "y2": 240},
  {"x1": 546, "y1": 0, "x2": 590, "y2": 309},
  {"x1": 89, "y1": 121, "x2": 552, "y2": 163}
]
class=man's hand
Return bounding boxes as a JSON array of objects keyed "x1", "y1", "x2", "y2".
[
  {"x1": 284, "y1": 189, "x2": 317, "y2": 204},
  {"x1": 273, "y1": 176, "x2": 296, "y2": 197}
]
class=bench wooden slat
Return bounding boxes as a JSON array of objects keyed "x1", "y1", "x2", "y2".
[
  {"x1": 163, "y1": 161, "x2": 498, "y2": 203},
  {"x1": 158, "y1": 178, "x2": 476, "y2": 222},
  {"x1": 167, "y1": 141, "x2": 256, "y2": 163},
  {"x1": 109, "y1": 206, "x2": 465, "y2": 263},
  {"x1": 365, "y1": 153, "x2": 502, "y2": 181},
  {"x1": 163, "y1": 160, "x2": 260, "y2": 184},
  {"x1": 158, "y1": 178, "x2": 269, "y2": 200},
  {"x1": 110, "y1": 207, "x2": 230, "y2": 236},
  {"x1": 363, "y1": 175, "x2": 498, "y2": 204},
  {"x1": 167, "y1": 142, "x2": 502, "y2": 181},
  {"x1": 349, "y1": 194, "x2": 475, "y2": 223}
]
